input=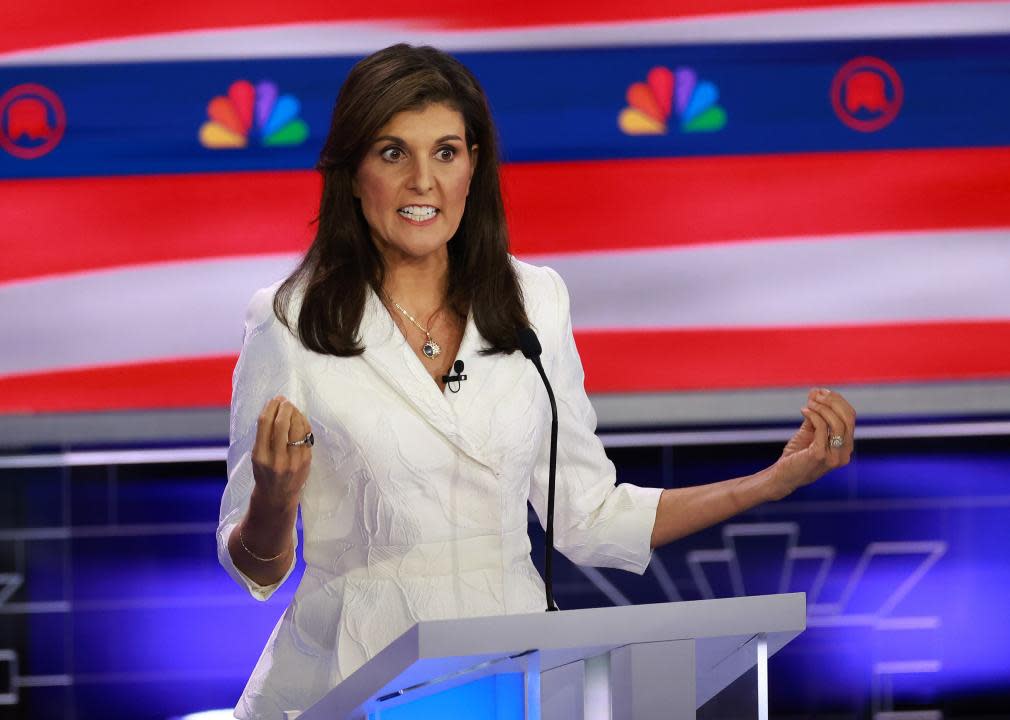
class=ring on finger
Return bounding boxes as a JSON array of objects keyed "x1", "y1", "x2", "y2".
[
  {"x1": 829, "y1": 434, "x2": 845, "y2": 449},
  {"x1": 287, "y1": 431, "x2": 314, "y2": 447}
]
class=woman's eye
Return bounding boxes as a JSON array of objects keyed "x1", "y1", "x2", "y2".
[
  {"x1": 380, "y1": 147, "x2": 404, "y2": 162},
  {"x1": 436, "y1": 147, "x2": 455, "y2": 161}
]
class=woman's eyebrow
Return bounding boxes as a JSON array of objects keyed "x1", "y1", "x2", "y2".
[{"x1": 372, "y1": 134, "x2": 464, "y2": 145}]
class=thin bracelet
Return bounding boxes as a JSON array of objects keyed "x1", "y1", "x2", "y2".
[{"x1": 238, "y1": 526, "x2": 290, "y2": 563}]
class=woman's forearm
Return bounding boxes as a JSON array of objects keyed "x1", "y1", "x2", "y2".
[
  {"x1": 648, "y1": 388, "x2": 857, "y2": 549},
  {"x1": 650, "y1": 466, "x2": 778, "y2": 549},
  {"x1": 227, "y1": 486, "x2": 299, "y2": 587}
]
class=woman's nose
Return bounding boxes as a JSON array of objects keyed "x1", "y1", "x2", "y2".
[{"x1": 407, "y1": 157, "x2": 433, "y2": 193}]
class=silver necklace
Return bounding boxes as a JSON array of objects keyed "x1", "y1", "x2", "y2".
[{"x1": 391, "y1": 300, "x2": 442, "y2": 360}]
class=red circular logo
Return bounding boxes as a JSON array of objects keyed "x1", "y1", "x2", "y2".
[
  {"x1": 830, "y1": 57, "x2": 903, "y2": 133},
  {"x1": 0, "y1": 83, "x2": 67, "y2": 159}
]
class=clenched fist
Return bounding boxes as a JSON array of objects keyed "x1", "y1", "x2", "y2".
[{"x1": 251, "y1": 395, "x2": 313, "y2": 511}]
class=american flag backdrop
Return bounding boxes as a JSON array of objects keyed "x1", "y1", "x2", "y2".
[{"x1": 1, "y1": 1, "x2": 1009, "y2": 416}]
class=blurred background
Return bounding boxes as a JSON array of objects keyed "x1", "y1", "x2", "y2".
[{"x1": 1, "y1": 1, "x2": 1008, "y2": 718}]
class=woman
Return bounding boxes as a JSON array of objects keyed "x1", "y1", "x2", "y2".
[{"x1": 217, "y1": 44, "x2": 856, "y2": 718}]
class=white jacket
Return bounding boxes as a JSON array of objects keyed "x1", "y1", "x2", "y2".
[{"x1": 217, "y1": 259, "x2": 662, "y2": 718}]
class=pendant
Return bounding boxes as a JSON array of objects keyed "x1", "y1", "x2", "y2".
[{"x1": 422, "y1": 338, "x2": 441, "y2": 359}]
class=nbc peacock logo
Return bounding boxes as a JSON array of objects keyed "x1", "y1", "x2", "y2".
[
  {"x1": 618, "y1": 66, "x2": 727, "y2": 135},
  {"x1": 199, "y1": 80, "x2": 308, "y2": 149}
]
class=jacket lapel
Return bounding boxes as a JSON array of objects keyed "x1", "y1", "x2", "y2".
[
  {"x1": 358, "y1": 288, "x2": 500, "y2": 469},
  {"x1": 445, "y1": 308, "x2": 537, "y2": 465},
  {"x1": 449, "y1": 319, "x2": 522, "y2": 421}
]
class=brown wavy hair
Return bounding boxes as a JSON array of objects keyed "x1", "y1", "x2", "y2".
[{"x1": 274, "y1": 44, "x2": 529, "y2": 356}]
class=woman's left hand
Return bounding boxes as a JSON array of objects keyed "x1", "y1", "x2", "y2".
[{"x1": 767, "y1": 387, "x2": 856, "y2": 501}]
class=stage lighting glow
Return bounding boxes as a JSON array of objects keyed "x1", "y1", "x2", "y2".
[{"x1": 172, "y1": 710, "x2": 235, "y2": 720}]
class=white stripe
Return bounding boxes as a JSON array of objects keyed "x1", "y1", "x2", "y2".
[
  {"x1": 598, "y1": 420, "x2": 1010, "y2": 447},
  {"x1": 1, "y1": 229, "x2": 1007, "y2": 377},
  {"x1": 0, "y1": 446, "x2": 227, "y2": 469},
  {"x1": 540, "y1": 229, "x2": 1010, "y2": 330},
  {"x1": 0, "y1": 253, "x2": 299, "y2": 376},
  {"x1": 2, "y1": 3, "x2": 1008, "y2": 65}
]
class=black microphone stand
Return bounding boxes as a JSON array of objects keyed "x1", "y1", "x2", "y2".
[{"x1": 518, "y1": 327, "x2": 559, "y2": 612}]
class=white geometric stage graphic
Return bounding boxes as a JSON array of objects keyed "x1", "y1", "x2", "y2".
[
  {"x1": 0, "y1": 649, "x2": 17, "y2": 705},
  {"x1": 0, "y1": 574, "x2": 22, "y2": 607},
  {"x1": 0, "y1": 573, "x2": 23, "y2": 705},
  {"x1": 575, "y1": 522, "x2": 948, "y2": 720},
  {"x1": 0, "y1": 522, "x2": 214, "y2": 707}
]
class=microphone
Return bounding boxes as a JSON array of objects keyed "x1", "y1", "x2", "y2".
[
  {"x1": 517, "y1": 327, "x2": 559, "y2": 612},
  {"x1": 441, "y1": 359, "x2": 467, "y2": 394}
]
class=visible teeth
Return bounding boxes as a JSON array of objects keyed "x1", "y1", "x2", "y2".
[{"x1": 398, "y1": 205, "x2": 438, "y2": 220}]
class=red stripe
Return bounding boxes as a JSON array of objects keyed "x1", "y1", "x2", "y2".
[
  {"x1": 0, "y1": 0, "x2": 975, "y2": 56},
  {"x1": 4, "y1": 147, "x2": 1009, "y2": 284},
  {"x1": 2, "y1": 321, "x2": 1008, "y2": 413},
  {"x1": 0, "y1": 356, "x2": 236, "y2": 414},
  {"x1": 0, "y1": 172, "x2": 320, "y2": 284},
  {"x1": 578, "y1": 321, "x2": 1010, "y2": 393},
  {"x1": 504, "y1": 147, "x2": 1010, "y2": 256}
]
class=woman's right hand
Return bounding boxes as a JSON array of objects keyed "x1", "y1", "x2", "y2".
[{"x1": 251, "y1": 395, "x2": 313, "y2": 511}]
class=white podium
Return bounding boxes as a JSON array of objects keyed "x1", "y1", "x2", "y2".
[{"x1": 298, "y1": 592, "x2": 806, "y2": 719}]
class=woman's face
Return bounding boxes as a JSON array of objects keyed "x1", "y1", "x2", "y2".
[{"x1": 353, "y1": 102, "x2": 476, "y2": 266}]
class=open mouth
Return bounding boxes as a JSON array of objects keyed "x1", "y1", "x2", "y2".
[{"x1": 397, "y1": 205, "x2": 440, "y2": 222}]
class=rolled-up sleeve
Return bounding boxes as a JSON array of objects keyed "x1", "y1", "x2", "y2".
[
  {"x1": 527, "y1": 267, "x2": 663, "y2": 575},
  {"x1": 217, "y1": 284, "x2": 302, "y2": 601}
]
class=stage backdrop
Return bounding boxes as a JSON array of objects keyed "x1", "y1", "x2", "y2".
[{"x1": 1, "y1": 1, "x2": 1009, "y2": 417}]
